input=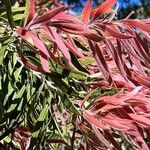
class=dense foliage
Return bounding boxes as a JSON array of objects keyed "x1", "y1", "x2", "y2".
[{"x1": 1, "y1": 0, "x2": 150, "y2": 149}]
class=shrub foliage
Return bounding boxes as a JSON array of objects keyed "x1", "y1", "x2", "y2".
[{"x1": 1, "y1": 0, "x2": 150, "y2": 149}]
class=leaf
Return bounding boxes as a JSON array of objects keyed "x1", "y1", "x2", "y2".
[
  {"x1": 16, "y1": 29, "x2": 50, "y2": 72},
  {"x1": 49, "y1": 28, "x2": 72, "y2": 66},
  {"x1": 53, "y1": 117, "x2": 66, "y2": 141},
  {"x1": 0, "y1": 46, "x2": 7, "y2": 66},
  {"x1": 129, "y1": 114, "x2": 150, "y2": 127},
  {"x1": 20, "y1": 50, "x2": 45, "y2": 72},
  {"x1": 0, "y1": 36, "x2": 11, "y2": 43},
  {"x1": 83, "y1": 111, "x2": 109, "y2": 130},
  {"x1": 122, "y1": 19, "x2": 150, "y2": 32},
  {"x1": 81, "y1": 0, "x2": 92, "y2": 24},
  {"x1": 88, "y1": 40, "x2": 113, "y2": 83},
  {"x1": 62, "y1": 94, "x2": 81, "y2": 115},
  {"x1": 13, "y1": 65, "x2": 23, "y2": 81},
  {"x1": 60, "y1": 69, "x2": 88, "y2": 81},
  {"x1": 32, "y1": 104, "x2": 49, "y2": 138},
  {"x1": 91, "y1": 0, "x2": 116, "y2": 22},
  {"x1": 92, "y1": 125, "x2": 112, "y2": 149},
  {"x1": 24, "y1": 0, "x2": 35, "y2": 26},
  {"x1": 37, "y1": 104, "x2": 49, "y2": 122},
  {"x1": 13, "y1": 14, "x2": 25, "y2": 21},
  {"x1": 14, "y1": 85, "x2": 26, "y2": 99},
  {"x1": 132, "y1": 71, "x2": 150, "y2": 88},
  {"x1": 97, "y1": 24, "x2": 134, "y2": 39},
  {"x1": 65, "y1": 35, "x2": 85, "y2": 58},
  {"x1": 30, "y1": 6, "x2": 66, "y2": 28}
]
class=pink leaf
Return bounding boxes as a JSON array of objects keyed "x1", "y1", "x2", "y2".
[
  {"x1": 91, "y1": 0, "x2": 116, "y2": 22},
  {"x1": 30, "y1": 6, "x2": 66, "y2": 28},
  {"x1": 25, "y1": 0, "x2": 35, "y2": 26},
  {"x1": 122, "y1": 19, "x2": 150, "y2": 32},
  {"x1": 48, "y1": 27, "x2": 72, "y2": 67},
  {"x1": 132, "y1": 71, "x2": 150, "y2": 88},
  {"x1": 81, "y1": 0, "x2": 92, "y2": 24},
  {"x1": 129, "y1": 114, "x2": 150, "y2": 127},
  {"x1": 83, "y1": 111, "x2": 109, "y2": 130}
]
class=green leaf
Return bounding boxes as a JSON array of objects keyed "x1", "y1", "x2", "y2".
[
  {"x1": 14, "y1": 85, "x2": 26, "y2": 99},
  {"x1": 62, "y1": 94, "x2": 81, "y2": 115},
  {"x1": 53, "y1": 117, "x2": 65, "y2": 141},
  {"x1": 32, "y1": 104, "x2": 49, "y2": 138},
  {"x1": 37, "y1": 104, "x2": 49, "y2": 122},
  {"x1": 61, "y1": 69, "x2": 88, "y2": 81},
  {"x1": 7, "y1": 101, "x2": 18, "y2": 113},
  {"x1": 8, "y1": 60, "x2": 13, "y2": 75},
  {"x1": 0, "y1": 46, "x2": 7, "y2": 66},
  {"x1": 13, "y1": 65, "x2": 23, "y2": 81},
  {"x1": 1, "y1": 7, "x2": 25, "y2": 16},
  {"x1": 3, "y1": 136, "x2": 11, "y2": 143},
  {"x1": 79, "y1": 58, "x2": 95, "y2": 66},
  {"x1": 0, "y1": 36, "x2": 11, "y2": 43},
  {"x1": 13, "y1": 14, "x2": 25, "y2": 21}
]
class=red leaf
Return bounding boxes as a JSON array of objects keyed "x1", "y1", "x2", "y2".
[
  {"x1": 81, "y1": 0, "x2": 92, "y2": 24},
  {"x1": 100, "y1": 113, "x2": 133, "y2": 131},
  {"x1": 29, "y1": 32, "x2": 50, "y2": 57},
  {"x1": 16, "y1": 28, "x2": 50, "y2": 72},
  {"x1": 20, "y1": 50, "x2": 45, "y2": 72},
  {"x1": 83, "y1": 111, "x2": 109, "y2": 130},
  {"x1": 64, "y1": 35, "x2": 85, "y2": 58},
  {"x1": 39, "y1": 52, "x2": 50, "y2": 72},
  {"x1": 122, "y1": 19, "x2": 150, "y2": 32},
  {"x1": 88, "y1": 40, "x2": 113, "y2": 83},
  {"x1": 104, "y1": 130, "x2": 121, "y2": 150},
  {"x1": 25, "y1": 0, "x2": 35, "y2": 25},
  {"x1": 91, "y1": 0, "x2": 116, "y2": 22},
  {"x1": 96, "y1": 24, "x2": 134, "y2": 39},
  {"x1": 129, "y1": 114, "x2": 150, "y2": 127},
  {"x1": 30, "y1": 6, "x2": 66, "y2": 28},
  {"x1": 92, "y1": 125, "x2": 112, "y2": 149},
  {"x1": 28, "y1": 32, "x2": 50, "y2": 72},
  {"x1": 48, "y1": 27, "x2": 72, "y2": 67},
  {"x1": 132, "y1": 71, "x2": 150, "y2": 88}
]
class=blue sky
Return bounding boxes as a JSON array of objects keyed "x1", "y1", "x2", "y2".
[{"x1": 60, "y1": 0, "x2": 146, "y2": 14}]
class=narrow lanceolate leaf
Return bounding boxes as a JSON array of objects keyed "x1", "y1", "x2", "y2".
[
  {"x1": 65, "y1": 34, "x2": 85, "y2": 58},
  {"x1": 81, "y1": 0, "x2": 92, "y2": 24},
  {"x1": 105, "y1": 40, "x2": 129, "y2": 81},
  {"x1": 92, "y1": 125, "x2": 112, "y2": 150},
  {"x1": 37, "y1": 104, "x2": 49, "y2": 122},
  {"x1": 62, "y1": 95, "x2": 81, "y2": 115},
  {"x1": 96, "y1": 24, "x2": 134, "y2": 39},
  {"x1": 132, "y1": 71, "x2": 150, "y2": 88},
  {"x1": 49, "y1": 28, "x2": 72, "y2": 67},
  {"x1": 88, "y1": 40, "x2": 113, "y2": 83},
  {"x1": 64, "y1": 41, "x2": 85, "y2": 58},
  {"x1": 30, "y1": 6, "x2": 66, "y2": 28},
  {"x1": 91, "y1": 0, "x2": 116, "y2": 22},
  {"x1": 24, "y1": 0, "x2": 35, "y2": 26},
  {"x1": 0, "y1": 46, "x2": 7, "y2": 65},
  {"x1": 122, "y1": 19, "x2": 150, "y2": 32},
  {"x1": 129, "y1": 114, "x2": 150, "y2": 127},
  {"x1": 16, "y1": 28, "x2": 50, "y2": 72},
  {"x1": 83, "y1": 111, "x2": 109, "y2": 130},
  {"x1": 20, "y1": 50, "x2": 45, "y2": 72}
]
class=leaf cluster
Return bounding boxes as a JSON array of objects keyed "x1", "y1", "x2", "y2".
[{"x1": 0, "y1": 0, "x2": 150, "y2": 149}]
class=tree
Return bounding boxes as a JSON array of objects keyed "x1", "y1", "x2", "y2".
[{"x1": 0, "y1": 0, "x2": 150, "y2": 149}]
